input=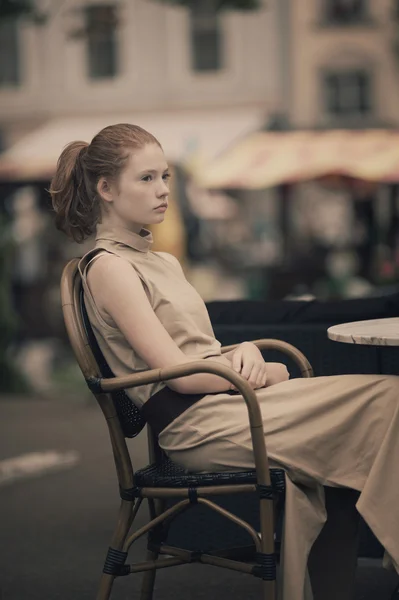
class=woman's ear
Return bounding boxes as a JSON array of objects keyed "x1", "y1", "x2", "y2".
[{"x1": 97, "y1": 177, "x2": 114, "y2": 203}]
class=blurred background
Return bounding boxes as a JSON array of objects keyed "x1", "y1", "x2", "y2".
[
  {"x1": 2, "y1": 3, "x2": 399, "y2": 599},
  {"x1": 1, "y1": 0, "x2": 399, "y2": 394}
]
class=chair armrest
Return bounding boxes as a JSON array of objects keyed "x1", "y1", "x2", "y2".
[
  {"x1": 95, "y1": 360, "x2": 258, "y2": 415},
  {"x1": 90, "y1": 361, "x2": 273, "y2": 490},
  {"x1": 221, "y1": 338, "x2": 314, "y2": 378}
]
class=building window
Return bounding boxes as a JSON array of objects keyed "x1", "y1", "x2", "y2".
[
  {"x1": 323, "y1": 70, "x2": 372, "y2": 118},
  {"x1": 0, "y1": 18, "x2": 20, "y2": 86},
  {"x1": 324, "y1": 0, "x2": 368, "y2": 25},
  {"x1": 190, "y1": 0, "x2": 222, "y2": 72},
  {"x1": 85, "y1": 4, "x2": 119, "y2": 79}
]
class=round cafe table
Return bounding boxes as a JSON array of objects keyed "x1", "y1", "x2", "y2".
[
  {"x1": 327, "y1": 317, "x2": 399, "y2": 586},
  {"x1": 327, "y1": 317, "x2": 399, "y2": 347}
]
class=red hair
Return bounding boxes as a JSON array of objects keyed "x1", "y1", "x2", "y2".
[{"x1": 50, "y1": 123, "x2": 162, "y2": 242}]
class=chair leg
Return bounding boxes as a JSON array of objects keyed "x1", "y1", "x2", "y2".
[
  {"x1": 261, "y1": 579, "x2": 277, "y2": 600},
  {"x1": 97, "y1": 573, "x2": 115, "y2": 600},
  {"x1": 96, "y1": 499, "x2": 135, "y2": 600},
  {"x1": 139, "y1": 498, "x2": 168, "y2": 600},
  {"x1": 140, "y1": 549, "x2": 160, "y2": 600},
  {"x1": 258, "y1": 498, "x2": 278, "y2": 600}
]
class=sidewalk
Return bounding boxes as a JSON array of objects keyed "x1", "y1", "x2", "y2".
[{"x1": 0, "y1": 394, "x2": 397, "y2": 600}]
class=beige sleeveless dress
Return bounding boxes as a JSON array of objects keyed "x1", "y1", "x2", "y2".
[{"x1": 79, "y1": 223, "x2": 399, "y2": 600}]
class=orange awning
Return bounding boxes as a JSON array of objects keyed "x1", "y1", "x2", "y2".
[{"x1": 193, "y1": 129, "x2": 399, "y2": 189}]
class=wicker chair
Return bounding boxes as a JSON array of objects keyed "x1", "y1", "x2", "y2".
[{"x1": 60, "y1": 258, "x2": 314, "y2": 600}]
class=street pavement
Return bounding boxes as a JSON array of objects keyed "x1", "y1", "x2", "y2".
[{"x1": 0, "y1": 394, "x2": 398, "y2": 600}]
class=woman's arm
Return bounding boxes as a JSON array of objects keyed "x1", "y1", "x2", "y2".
[
  {"x1": 87, "y1": 254, "x2": 235, "y2": 395},
  {"x1": 263, "y1": 362, "x2": 290, "y2": 386},
  {"x1": 228, "y1": 342, "x2": 290, "y2": 390}
]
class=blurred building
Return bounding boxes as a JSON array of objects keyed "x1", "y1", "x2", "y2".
[
  {"x1": 0, "y1": 0, "x2": 281, "y2": 163},
  {"x1": 273, "y1": 0, "x2": 399, "y2": 299},
  {"x1": 0, "y1": 0, "x2": 290, "y2": 341},
  {"x1": 287, "y1": 0, "x2": 399, "y2": 128},
  {"x1": 2, "y1": 0, "x2": 398, "y2": 307}
]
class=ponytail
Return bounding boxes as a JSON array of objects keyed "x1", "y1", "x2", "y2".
[
  {"x1": 50, "y1": 141, "x2": 99, "y2": 243},
  {"x1": 50, "y1": 123, "x2": 162, "y2": 242}
]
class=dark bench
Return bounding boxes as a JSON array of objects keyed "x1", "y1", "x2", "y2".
[{"x1": 198, "y1": 293, "x2": 399, "y2": 558}]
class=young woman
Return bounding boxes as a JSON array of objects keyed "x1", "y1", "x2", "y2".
[{"x1": 50, "y1": 123, "x2": 399, "y2": 600}]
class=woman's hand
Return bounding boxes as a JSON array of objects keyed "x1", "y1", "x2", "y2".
[{"x1": 230, "y1": 342, "x2": 268, "y2": 391}]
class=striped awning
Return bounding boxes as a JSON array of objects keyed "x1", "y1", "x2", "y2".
[{"x1": 193, "y1": 129, "x2": 399, "y2": 189}]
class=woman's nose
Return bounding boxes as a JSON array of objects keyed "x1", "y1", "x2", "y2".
[{"x1": 157, "y1": 181, "x2": 169, "y2": 196}]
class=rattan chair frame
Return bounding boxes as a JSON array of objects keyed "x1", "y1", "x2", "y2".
[{"x1": 60, "y1": 258, "x2": 314, "y2": 600}]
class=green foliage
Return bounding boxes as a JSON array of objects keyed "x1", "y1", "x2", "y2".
[
  {"x1": 0, "y1": 215, "x2": 18, "y2": 343},
  {"x1": 0, "y1": 0, "x2": 34, "y2": 19},
  {"x1": 0, "y1": 212, "x2": 29, "y2": 392},
  {"x1": 51, "y1": 357, "x2": 89, "y2": 398}
]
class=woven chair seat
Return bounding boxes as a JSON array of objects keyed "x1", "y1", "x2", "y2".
[{"x1": 134, "y1": 458, "x2": 286, "y2": 492}]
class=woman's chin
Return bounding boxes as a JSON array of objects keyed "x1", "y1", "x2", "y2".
[{"x1": 152, "y1": 212, "x2": 167, "y2": 221}]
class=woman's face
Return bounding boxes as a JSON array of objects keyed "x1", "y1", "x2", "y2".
[{"x1": 98, "y1": 142, "x2": 170, "y2": 232}]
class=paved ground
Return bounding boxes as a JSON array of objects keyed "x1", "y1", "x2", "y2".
[{"x1": 0, "y1": 394, "x2": 398, "y2": 600}]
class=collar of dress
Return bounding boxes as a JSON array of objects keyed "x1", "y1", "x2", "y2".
[{"x1": 95, "y1": 222, "x2": 153, "y2": 254}]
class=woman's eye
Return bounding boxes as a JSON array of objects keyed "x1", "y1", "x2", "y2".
[{"x1": 141, "y1": 173, "x2": 170, "y2": 182}]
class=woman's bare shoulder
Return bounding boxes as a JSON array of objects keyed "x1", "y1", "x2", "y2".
[
  {"x1": 87, "y1": 252, "x2": 129, "y2": 278},
  {"x1": 86, "y1": 253, "x2": 139, "y2": 296}
]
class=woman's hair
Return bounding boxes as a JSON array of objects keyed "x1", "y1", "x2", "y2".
[{"x1": 49, "y1": 123, "x2": 161, "y2": 242}]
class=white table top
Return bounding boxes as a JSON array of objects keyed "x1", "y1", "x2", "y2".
[{"x1": 327, "y1": 317, "x2": 399, "y2": 346}]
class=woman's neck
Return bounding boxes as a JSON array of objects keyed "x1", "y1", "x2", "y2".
[{"x1": 99, "y1": 216, "x2": 144, "y2": 235}]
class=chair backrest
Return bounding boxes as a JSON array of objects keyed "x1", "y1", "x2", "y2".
[{"x1": 60, "y1": 258, "x2": 146, "y2": 438}]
